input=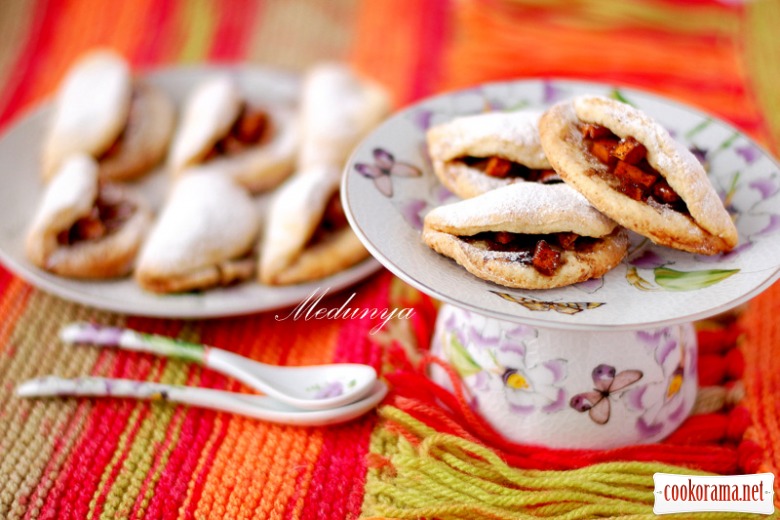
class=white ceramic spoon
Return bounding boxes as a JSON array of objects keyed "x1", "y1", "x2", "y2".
[
  {"x1": 59, "y1": 323, "x2": 378, "y2": 411},
  {"x1": 16, "y1": 377, "x2": 388, "y2": 427}
]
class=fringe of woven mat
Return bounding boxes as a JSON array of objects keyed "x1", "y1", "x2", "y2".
[{"x1": 360, "y1": 312, "x2": 779, "y2": 519}]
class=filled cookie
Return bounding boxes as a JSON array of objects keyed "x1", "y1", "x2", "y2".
[
  {"x1": 259, "y1": 165, "x2": 369, "y2": 285},
  {"x1": 26, "y1": 154, "x2": 151, "y2": 278},
  {"x1": 422, "y1": 183, "x2": 629, "y2": 289},
  {"x1": 167, "y1": 75, "x2": 298, "y2": 193},
  {"x1": 135, "y1": 172, "x2": 259, "y2": 293},
  {"x1": 427, "y1": 110, "x2": 557, "y2": 198},
  {"x1": 539, "y1": 95, "x2": 738, "y2": 255},
  {"x1": 256, "y1": 64, "x2": 388, "y2": 285},
  {"x1": 42, "y1": 49, "x2": 175, "y2": 182},
  {"x1": 296, "y1": 63, "x2": 390, "y2": 171}
]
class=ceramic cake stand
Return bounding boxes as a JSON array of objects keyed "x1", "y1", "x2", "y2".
[{"x1": 342, "y1": 79, "x2": 780, "y2": 449}]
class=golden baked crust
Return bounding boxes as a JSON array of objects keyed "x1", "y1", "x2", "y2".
[
  {"x1": 136, "y1": 257, "x2": 255, "y2": 294},
  {"x1": 422, "y1": 227, "x2": 629, "y2": 290},
  {"x1": 26, "y1": 155, "x2": 151, "y2": 279},
  {"x1": 427, "y1": 110, "x2": 551, "y2": 198},
  {"x1": 168, "y1": 75, "x2": 298, "y2": 194},
  {"x1": 296, "y1": 63, "x2": 390, "y2": 171},
  {"x1": 98, "y1": 81, "x2": 175, "y2": 181},
  {"x1": 538, "y1": 96, "x2": 738, "y2": 254},
  {"x1": 42, "y1": 50, "x2": 132, "y2": 180},
  {"x1": 421, "y1": 183, "x2": 628, "y2": 289},
  {"x1": 258, "y1": 165, "x2": 368, "y2": 285},
  {"x1": 265, "y1": 227, "x2": 369, "y2": 285}
]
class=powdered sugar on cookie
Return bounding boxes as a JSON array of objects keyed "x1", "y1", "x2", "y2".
[
  {"x1": 136, "y1": 172, "x2": 258, "y2": 274},
  {"x1": 424, "y1": 183, "x2": 617, "y2": 238},
  {"x1": 427, "y1": 110, "x2": 550, "y2": 169},
  {"x1": 168, "y1": 75, "x2": 242, "y2": 171}
]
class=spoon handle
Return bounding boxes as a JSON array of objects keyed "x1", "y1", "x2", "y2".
[
  {"x1": 15, "y1": 376, "x2": 387, "y2": 426},
  {"x1": 16, "y1": 375, "x2": 246, "y2": 408},
  {"x1": 60, "y1": 323, "x2": 209, "y2": 363}
]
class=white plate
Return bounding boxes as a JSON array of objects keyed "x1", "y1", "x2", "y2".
[
  {"x1": 343, "y1": 79, "x2": 780, "y2": 330},
  {"x1": 0, "y1": 66, "x2": 380, "y2": 318}
]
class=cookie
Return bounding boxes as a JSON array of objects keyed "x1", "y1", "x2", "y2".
[
  {"x1": 422, "y1": 183, "x2": 629, "y2": 289},
  {"x1": 259, "y1": 165, "x2": 368, "y2": 285},
  {"x1": 296, "y1": 63, "x2": 390, "y2": 171},
  {"x1": 42, "y1": 49, "x2": 174, "y2": 182},
  {"x1": 168, "y1": 75, "x2": 299, "y2": 193},
  {"x1": 427, "y1": 110, "x2": 556, "y2": 198},
  {"x1": 539, "y1": 95, "x2": 737, "y2": 254},
  {"x1": 135, "y1": 172, "x2": 259, "y2": 293},
  {"x1": 26, "y1": 154, "x2": 151, "y2": 278}
]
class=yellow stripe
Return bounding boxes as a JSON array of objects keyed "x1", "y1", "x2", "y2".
[
  {"x1": 177, "y1": 0, "x2": 217, "y2": 62},
  {"x1": 745, "y1": 0, "x2": 780, "y2": 152},
  {"x1": 0, "y1": 290, "x2": 125, "y2": 518},
  {"x1": 248, "y1": 0, "x2": 358, "y2": 70},
  {"x1": 93, "y1": 324, "x2": 201, "y2": 519},
  {"x1": 506, "y1": 0, "x2": 739, "y2": 34},
  {"x1": 0, "y1": 0, "x2": 37, "y2": 117}
]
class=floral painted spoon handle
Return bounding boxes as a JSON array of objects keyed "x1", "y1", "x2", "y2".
[{"x1": 59, "y1": 323, "x2": 378, "y2": 411}]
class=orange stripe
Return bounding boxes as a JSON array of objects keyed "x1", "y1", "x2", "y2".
[
  {"x1": 740, "y1": 282, "x2": 780, "y2": 506},
  {"x1": 429, "y1": 0, "x2": 766, "y2": 139},
  {"x1": 191, "y1": 314, "x2": 340, "y2": 518},
  {"x1": 445, "y1": 3, "x2": 741, "y2": 85},
  {"x1": 16, "y1": 0, "x2": 161, "y2": 112},
  {"x1": 0, "y1": 278, "x2": 33, "y2": 356},
  {"x1": 175, "y1": 411, "x2": 230, "y2": 520},
  {"x1": 350, "y1": 0, "x2": 423, "y2": 106}
]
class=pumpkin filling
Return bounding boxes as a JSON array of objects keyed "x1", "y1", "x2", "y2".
[
  {"x1": 461, "y1": 231, "x2": 599, "y2": 276},
  {"x1": 307, "y1": 192, "x2": 350, "y2": 247},
  {"x1": 460, "y1": 156, "x2": 562, "y2": 184},
  {"x1": 57, "y1": 187, "x2": 136, "y2": 246},
  {"x1": 205, "y1": 104, "x2": 273, "y2": 160},
  {"x1": 580, "y1": 123, "x2": 689, "y2": 214}
]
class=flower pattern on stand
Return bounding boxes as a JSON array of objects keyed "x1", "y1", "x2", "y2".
[
  {"x1": 625, "y1": 326, "x2": 696, "y2": 438},
  {"x1": 441, "y1": 307, "x2": 568, "y2": 415}
]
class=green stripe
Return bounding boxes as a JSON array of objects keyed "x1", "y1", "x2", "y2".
[
  {"x1": 506, "y1": 0, "x2": 740, "y2": 34},
  {"x1": 745, "y1": 0, "x2": 780, "y2": 152},
  {"x1": 95, "y1": 325, "x2": 201, "y2": 519},
  {"x1": 178, "y1": 0, "x2": 216, "y2": 62},
  {"x1": 0, "y1": 290, "x2": 124, "y2": 518}
]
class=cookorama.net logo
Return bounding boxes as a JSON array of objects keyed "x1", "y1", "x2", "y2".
[{"x1": 653, "y1": 473, "x2": 775, "y2": 515}]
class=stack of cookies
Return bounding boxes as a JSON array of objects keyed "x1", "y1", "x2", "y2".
[
  {"x1": 422, "y1": 95, "x2": 739, "y2": 289},
  {"x1": 25, "y1": 49, "x2": 390, "y2": 293}
]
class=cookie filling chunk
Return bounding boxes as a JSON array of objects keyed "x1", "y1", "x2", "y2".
[
  {"x1": 57, "y1": 186, "x2": 136, "y2": 246},
  {"x1": 462, "y1": 231, "x2": 598, "y2": 276},
  {"x1": 205, "y1": 104, "x2": 272, "y2": 160},
  {"x1": 307, "y1": 192, "x2": 349, "y2": 246},
  {"x1": 460, "y1": 156, "x2": 561, "y2": 184},
  {"x1": 580, "y1": 123, "x2": 689, "y2": 213}
]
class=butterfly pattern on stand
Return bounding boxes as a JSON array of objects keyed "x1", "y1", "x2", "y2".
[
  {"x1": 353, "y1": 148, "x2": 421, "y2": 197},
  {"x1": 569, "y1": 364, "x2": 644, "y2": 425},
  {"x1": 492, "y1": 291, "x2": 605, "y2": 315}
]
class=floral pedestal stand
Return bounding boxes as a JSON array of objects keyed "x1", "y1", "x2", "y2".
[
  {"x1": 429, "y1": 304, "x2": 698, "y2": 449},
  {"x1": 342, "y1": 79, "x2": 780, "y2": 448}
]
